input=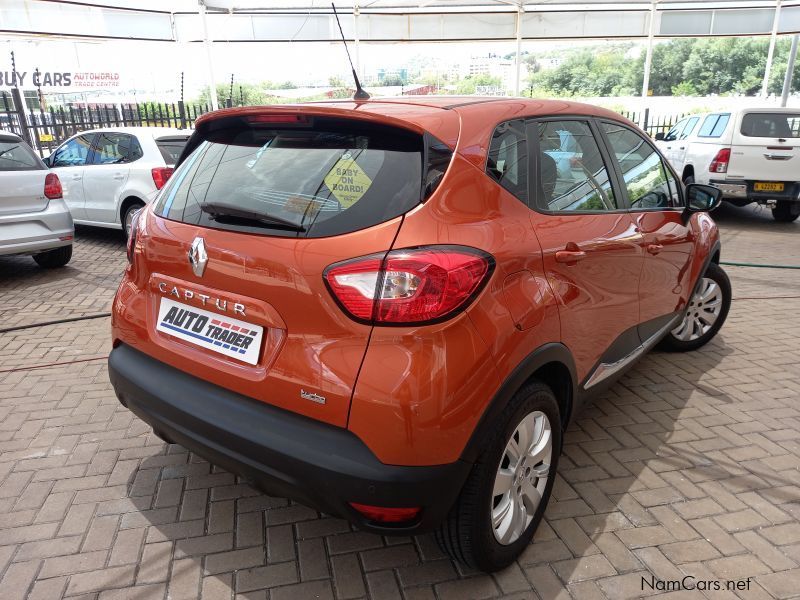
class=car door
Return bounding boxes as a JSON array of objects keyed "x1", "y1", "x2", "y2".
[
  {"x1": 528, "y1": 118, "x2": 645, "y2": 386},
  {"x1": 659, "y1": 118, "x2": 688, "y2": 165},
  {"x1": 83, "y1": 132, "x2": 135, "y2": 225},
  {"x1": 670, "y1": 116, "x2": 700, "y2": 175},
  {"x1": 49, "y1": 133, "x2": 95, "y2": 220},
  {"x1": 599, "y1": 121, "x2": 695, "y2": 341}
]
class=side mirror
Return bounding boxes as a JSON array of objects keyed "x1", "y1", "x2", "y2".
[
  {"x1": 685, "y1": 183, "x2": 722, "y2": 213},
  {"x1": 654, "y1": 132, "x2": 665, "y2": 141}
]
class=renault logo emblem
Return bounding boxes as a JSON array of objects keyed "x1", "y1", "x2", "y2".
[{"x1": 189, "y1": 237, "x2": 208, "y2": 277}]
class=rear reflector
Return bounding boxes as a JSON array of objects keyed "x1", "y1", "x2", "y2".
[
  {"x1": 324, "y1": 246, "x2": 494, "y2": 325},
  {"x1": 349, "y1": 503, "x2": 421, "y2": 524},
  {"x1": 44, "y1": 173, "x2": 62, "y2": 200},
  {"x1": 151, "y1": 167, "x2": 174, "y2": 190}
]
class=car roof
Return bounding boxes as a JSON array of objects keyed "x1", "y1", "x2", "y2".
[
  {"x1": 194, "y1": 96, "x2": 632, "y2": 157},
  {"x1": 0, "y1": 129, "x2": 22, "y2": 142}
]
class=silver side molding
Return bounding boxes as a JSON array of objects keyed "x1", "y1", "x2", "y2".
[{"x1": 583, "y1": 313, "x2": 683, "y2": 390}]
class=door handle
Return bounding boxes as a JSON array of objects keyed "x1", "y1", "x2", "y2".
[
  {"x1": 678, "y1": 146, "x2": 685, "y2": 150},
  {"x1": 646, "y1": 243, "x2": 663, "y2": 255},
  {"x1": 555, "y1": 250, "x2": 587, "y2": 265},
  {"x1": 72, "y1": 175, "x2": 82, "y2": 180},
  {"x1": 113, "y1": 174, "x2": 125, "y2": 180}
]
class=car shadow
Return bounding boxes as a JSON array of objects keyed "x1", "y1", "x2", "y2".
[{"x1": 712, "y1": 202, "x2": 799, "y2": 231}]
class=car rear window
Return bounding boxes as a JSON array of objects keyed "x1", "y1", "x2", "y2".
[
  {"x1": 154, "y1": 118, "x2": 449, "y2": 238},
  {"x1": 740, "y1": 113, "x2": 800, "y2": 138},
  {"x1": 698, "y1": 113, "x2": 730, "y2": 138},
  {"x1": 0, "y1": 137, "x2": 44, "y2": 171},
  {"x1": 155, "y1": 137, "x2": 189, "y2": 165}
]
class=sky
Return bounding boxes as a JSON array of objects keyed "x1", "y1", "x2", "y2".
[{"x1": 1, "y1": 34, "x2": 607, "y2": 101}]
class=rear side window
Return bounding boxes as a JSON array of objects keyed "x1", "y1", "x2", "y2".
[
  {"x1": 740, "y1": 113, "x2": 800, "y2": 138},
  {"x1": 155, "y1": 118, "x2": 443, "y2": 238},
  {"x1": 534, "y1": 120, "x2": 617, "y2": 212},
  {"x1": 486, "y1": 120, "x2": 528, "y2": 203},
  {"x1": 698, "y1": 114, "x2": 730, "y2": 138},
  {"x1": 681, "y1": 117, "x2": 700, "y2": 139},
  {"x1": 93, "y1": 133, "x2": 137, "y2": 165},
  {"x1": 156, "y1": 137, "x2": 189, "y2": 165},
  {"x1": 0, "y1": 138, "x2": 43, "y2": 171}
]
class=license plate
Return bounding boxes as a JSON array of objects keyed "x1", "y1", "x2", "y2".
[
  {"x1": 156, "y1": 298, "x2": 263, "y2": 365},
  {"x1": 754, "y1": 182, "x2": 784, "y2": 192}
]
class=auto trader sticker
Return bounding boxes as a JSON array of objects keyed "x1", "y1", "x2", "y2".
[
  {"x1": 156, "y1": 298, "x2": 263, "y2": 365},
  {"x1": 323, "y1": 152, "x2": 373, "y2": 208}
]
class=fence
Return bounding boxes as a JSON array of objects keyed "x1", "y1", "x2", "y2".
[
  {"x1": 0, "y1": 93, "x2": 212, "y2": 157},
  {"x1": 1, "y1": 92, "x2": 684, "y2": 157},
  {"x1": 619, "y1": 109, "x2": 685, "y2": 138}
]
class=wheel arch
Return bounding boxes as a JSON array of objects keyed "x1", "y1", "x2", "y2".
[
  {"x1": 460, "y1": 343, "x2": 577, "y2": 464},
  {"x1": 120, "y1": 196, "x2": 146, "y2": 225}
]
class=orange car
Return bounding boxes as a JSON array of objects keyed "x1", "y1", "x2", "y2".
[{"x1": 109, "y1": 97, "x2": 731, "y2": 571}]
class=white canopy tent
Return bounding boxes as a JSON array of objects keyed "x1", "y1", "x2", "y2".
[{"x1": 1, "y1": 0, "x2": 799, "y2": 109}]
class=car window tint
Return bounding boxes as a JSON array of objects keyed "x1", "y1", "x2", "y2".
[
  {"x1": 0, "y1": 139, "x2": 43, "y2": 171},
  {"x1": 663, "y1": 119, "x2": 687, "y2": 142},
  {"x1": 156, "y1": 137, "x2": 189, "y2": 165},
  {"x1": 740, "y1": 112, "x2": 800, "y2": 138},
  {"x1": 601, "y1": 122, "x2": 681, "y2": 209},
  {"x1": 680, "y1": 117, "x2": 700, "y2": 139},
  {"x1": 94, "y1": 133, "x2": 133, "y2": 165},
  {"x1": 52, "y1": 135, "x2": 93, "y2": 167},
  {"x1": 129, "y1": 136, "x2": 144, "y2": 161},
  {"x1": 486, "y1": 120, "x2": 528, "y2": 204},
  {"x1": 155, "y1": 118, "x2": 431, "y2": 239},
  {"x1": 534, "y1": 120, "x2": 617, "y2": 212}
]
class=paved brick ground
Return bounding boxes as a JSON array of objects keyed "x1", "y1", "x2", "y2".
[{"x1": 1, "y1": 204, "x2": 799, "y2": 600}]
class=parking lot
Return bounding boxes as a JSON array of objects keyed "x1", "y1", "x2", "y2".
[{"x1": 1, "y1": 205, "x2": 799, "y2": 600}]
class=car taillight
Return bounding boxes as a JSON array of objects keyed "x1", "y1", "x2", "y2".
[
  {"x1": 324, "y1": 246, "x2": 494, "y2": 325},
  {"x1": 127, "y1": 210, "x2": 141, "y2": 264},
  {"x1": 709, "y1": 148, "x2": 731, "y2": 173},
  {"x1": 44, "y1": 173, "x2": 62, "y2": 200},
  {"x1": 151, "y1": 167, "x2": 174, "y2": 190}
]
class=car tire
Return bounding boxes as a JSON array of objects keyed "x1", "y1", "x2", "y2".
[
  {"x1": 659, "y1": 262, "x2": 731, "y2": 352},
  {"x1": 33, "y1": 245, "x2": 72, "y2": 268},
  {"x1": 772, "y1": 201, "x2": 800, "y2": 223},
  {"x1": 435, "y1": 381, "x2": 561, "y2": 572},
  {"x1": 123, "y1": 203, "x2": 145, "y2": 240}
]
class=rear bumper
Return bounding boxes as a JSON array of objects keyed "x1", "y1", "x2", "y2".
[
  {"x1": 108, "y1": 344, "x2": 470, "y2": 534},
  {"x1": 710, "y1": 179, "x2": 800, "y2": 201},
  {"x1": 0, "y1": 199, "x2": 74, "y2": 256}
]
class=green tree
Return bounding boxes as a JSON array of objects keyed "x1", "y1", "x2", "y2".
[
  {"x1": 455, "y1": 74, "x2": 503, "y2": 94},
  {"x1": 197, "y1": 82, "x2": 267, "y2": 107}
]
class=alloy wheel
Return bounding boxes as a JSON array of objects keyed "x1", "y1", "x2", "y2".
[
  {"x1": 671, "y1": 277, "x2": 723, "y2": 341},
  {"x1": 491, "y1": 411, "x2": 552, "y2": 545}
]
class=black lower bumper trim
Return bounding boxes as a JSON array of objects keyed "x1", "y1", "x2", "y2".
[{"x1": 108, "y1": 344, "x2": 470, "y2": 534}]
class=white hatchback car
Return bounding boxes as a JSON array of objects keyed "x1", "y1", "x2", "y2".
[
  {"x1": 1, "y1": 130, "x2": 74, "y2": 267},
  {"x1": 45, "y1": 127, "x2": 190, "y2": 236},
  {"x1": 655, "y1": 108, "x2": 800, "y2": 222}
]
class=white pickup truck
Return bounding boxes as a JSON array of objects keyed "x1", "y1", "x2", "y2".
[{"x1": 655, "y1": 108, "x2": 800, "y2": 222}]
